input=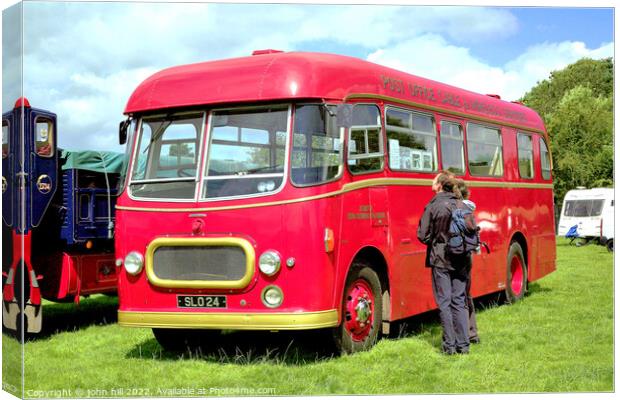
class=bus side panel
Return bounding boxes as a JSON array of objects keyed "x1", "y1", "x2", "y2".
[
  {"x1": 334, "y1": 188, "x2": 392, "y2": 317},
  {"x1": 468, "y1": 186, "x2": 509, "y2": 297},
  {"x1": 531, "y1": 188, "x2": 557, "y2": 281},
  {"x1": 283, "y1": 197, "x2": 341, "y2": 312},
  {"x1": 385, "y1": 185, "x2": 435, "y2": 320}
]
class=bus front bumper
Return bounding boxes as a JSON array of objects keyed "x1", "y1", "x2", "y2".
[{"x1": 118, "y1": 309, "x2": 339, "y2": 330}]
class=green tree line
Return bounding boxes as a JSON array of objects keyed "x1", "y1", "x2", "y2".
[{"x1": 520, "y1": 58, "x2": 614, "y2": 209}]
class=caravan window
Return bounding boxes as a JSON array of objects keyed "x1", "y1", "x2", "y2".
[{"x1": 564, "y1": 199, "x2": 605, "y2": 217}]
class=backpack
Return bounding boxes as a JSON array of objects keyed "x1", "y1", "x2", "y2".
[{"x1": 446, "y1": 200, "x2": 480, "y2": 256}]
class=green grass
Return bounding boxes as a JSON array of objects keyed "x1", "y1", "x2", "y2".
[{"x1": 2, "y1": 239, "x2": 613, "y2": 396}]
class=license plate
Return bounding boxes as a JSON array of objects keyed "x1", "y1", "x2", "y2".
[{"x1": 177, "y1": 295, "x2": 227, "y2": 309}]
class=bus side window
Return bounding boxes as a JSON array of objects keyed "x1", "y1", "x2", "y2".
[
  {"x1": 35, "y1": 118, "x2": 54, "y2": 157},
  {"x1": 517, "y1": 132, "x2": 534, "y2": 179},
  {"x1": 540, "y1": 137, "x2": 552, "y2": 180},
  {"x1": 439, "y1": 121, "x2": 464, "y2": 175},
  {"x1": 386, "y1": 107, "x2": 437, "y2": 172},
  {"x1": 347, "y1": 104, "x2": 383, "y2": 174},
  {"x1": 466, "y1": 123, "x2": 503, "y2": 177},
  {"x1": 2, "y1": 120, "x2": 8, "y2": 159},
  {"x1": 291, "y1": 104, "x2": 343, "y2": 186}
]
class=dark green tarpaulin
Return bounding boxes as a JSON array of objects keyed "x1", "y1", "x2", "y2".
[{"x1": 60, "y1": 149, "x2": 125, "y2": 174}]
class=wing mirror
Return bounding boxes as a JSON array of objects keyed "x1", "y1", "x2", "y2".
[{"x1": 119, "y1": 118, "x2": 130, "y2": 145}]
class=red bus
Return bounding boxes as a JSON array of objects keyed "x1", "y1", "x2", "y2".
[{"x1": 115, "y1": 51, "x2": 556, "y2": 353}]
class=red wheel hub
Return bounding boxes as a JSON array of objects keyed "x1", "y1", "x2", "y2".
[
  {"x1": 510, "y1": 255, "x2": 524, "y2": 295},
  {"x1": 344, "y1": 279, "x2": 374, "y2": 342}
]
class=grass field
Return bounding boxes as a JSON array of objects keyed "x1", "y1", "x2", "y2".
[{"x1": 2, "y1": 238, "x2": 613, "y2": 397}]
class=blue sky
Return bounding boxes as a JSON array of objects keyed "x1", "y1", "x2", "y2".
[{"x1": 1, "y1": 1, "x2": 615, "y2": 152}]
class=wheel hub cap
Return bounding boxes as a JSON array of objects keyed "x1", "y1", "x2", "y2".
[{"x1": 344, "y1": 279, "x2": 374, "y2": 342}]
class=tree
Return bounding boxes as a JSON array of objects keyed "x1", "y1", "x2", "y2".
[
  {"x1": 521, "y1": 58, "x2": 614, "y2": 208},
  {"x1": 521, "y1": 58, "x2": 613, "y2": 128},
  {"x1": 546, "y1": 86, "x2": 613, "y2": 205}
]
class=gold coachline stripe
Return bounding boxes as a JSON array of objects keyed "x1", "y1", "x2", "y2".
[
  {"x1": 145, "y1": 237, "x2": 255, "y2": 289},
  {"x1": 345, "y1": 93, "x2": 546, "y2": 135},
  {"x1": 118, "y1": 309, "x2": 339, "y2": 330},
  {"x1": 115, "y1": 177, "x2": 553, "y2": 213}
]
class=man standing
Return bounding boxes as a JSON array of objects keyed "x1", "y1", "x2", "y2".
[{"x1": 417, "y1": 171, "x2": 470, "y2": 355}]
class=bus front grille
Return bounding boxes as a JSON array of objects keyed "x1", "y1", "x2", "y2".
[{"x1": 153, "y1": 246, "x2": 247, "y2": 282}]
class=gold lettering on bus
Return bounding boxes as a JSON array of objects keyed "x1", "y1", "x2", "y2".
[
  {"x1": 380, "y1": 74, "x2": 527, "y2": 123},
  {"x1": 347, "y1": 204, "x2": 386, "y2": 221}
]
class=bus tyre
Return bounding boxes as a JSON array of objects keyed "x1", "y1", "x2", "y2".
[
  {"x1": 335, "y1": 263, "x2": 382, "y2": 354},
  {"x1": 505, "y1": 242, "x2": 527, "y2": 303}
]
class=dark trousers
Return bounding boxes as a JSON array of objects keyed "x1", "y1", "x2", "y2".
[
  {"x1": 465, "y1": 257, "x2": 479, "y2": 341},
  {"x1": 431, "y1": 266, "x2": 469, "y2": 352}
]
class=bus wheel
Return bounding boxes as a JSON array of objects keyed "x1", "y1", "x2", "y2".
[
  {"x1": 505, "y1": 242, "x2": 527, "y2": 303},
  {"x1": 606, "y1": 239, "x2": 613, "y2": 252},
  {"x1": 335, "y1": 263, "x2": 382, "y2": 354}
]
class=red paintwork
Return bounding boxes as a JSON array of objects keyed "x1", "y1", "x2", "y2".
[
  {"x1": 117, "y1": 51, "x2": 556, "y2": 327},
  {"x1": 14, "y1": 97, "x2": 31, "y2": 109},
  {"x1": 3, "y1": 232, "x2": 41, "y2": 305},
  {"x1": 123, "y1": 52, "x2": 545, "y2": 133},
  {"x1": 56, "y1": 252, "x2": 116, "y2": 302}
]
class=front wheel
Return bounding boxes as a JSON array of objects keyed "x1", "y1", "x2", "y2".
[
  {"x1": 334, "y1": 263, "x2": 382, "y2": 354},
  {"x1": 505, "y1": 242, "x2": 527, "y2": 303}
]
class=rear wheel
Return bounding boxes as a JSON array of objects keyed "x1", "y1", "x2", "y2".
[
  {"x1": 505, "y1": 242, "x2": 527, "y2": 303},
  {"x1": 607, "y1": 239, "x2": 614, "y2": 252},
  {"x1": 334, "y1": 263, "x2": 382, "y2": 354}
]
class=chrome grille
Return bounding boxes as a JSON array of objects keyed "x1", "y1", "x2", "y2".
[{"x1": 152, "y1": 246, "x2": 247, "y2": 282}]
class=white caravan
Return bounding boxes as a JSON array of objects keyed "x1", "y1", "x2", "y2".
[{"x1": 558, "y1": 188, "x2": 614, "y2": 249}]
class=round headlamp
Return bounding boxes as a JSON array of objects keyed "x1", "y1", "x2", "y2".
[
  {"x1": 124, "y1": 251, "x2": 144, "y2": 275},
  {"x1": 262, "y1": 285, "x2": 284, "y2": 308},
  {"x1": 259, "y1": 250, "x2": 281, "y2": 276}
]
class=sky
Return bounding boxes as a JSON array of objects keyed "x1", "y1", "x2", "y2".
[{"x1": 1, "y1": 1, "x2": 615, "y2": 153}]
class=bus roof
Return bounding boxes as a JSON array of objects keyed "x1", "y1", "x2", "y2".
[{"x1": 125, "y1": 51, "x2": 546, "y2": 133}]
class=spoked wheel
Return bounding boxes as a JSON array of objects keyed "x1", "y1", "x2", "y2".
[
  {"x1": 335, "y1": 263, "x2": 382, "y2": 354},
  {"x1": 505, "y1": 242, "x2": 527, "y2": 303}
]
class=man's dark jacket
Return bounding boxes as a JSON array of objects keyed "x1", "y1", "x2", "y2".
[{"x1": 417, "y1": 191, "x2": 459, "y2": 270}]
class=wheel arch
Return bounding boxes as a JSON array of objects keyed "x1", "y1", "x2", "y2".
[{"x1": 349, "y1": 246, "x2": 391, "y2": 326}]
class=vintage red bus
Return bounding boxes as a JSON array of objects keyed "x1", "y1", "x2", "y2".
[{"x1": 115, "y1": 51, "x2": 555, "y2": 353}]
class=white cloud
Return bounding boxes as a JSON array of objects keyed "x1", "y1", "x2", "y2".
[
  {"x1": 3, "y1": 2, "x2": 612, "y2": 150},
  {"x1": 368, "y1": 36, "x2": 614, "y2": 101}
]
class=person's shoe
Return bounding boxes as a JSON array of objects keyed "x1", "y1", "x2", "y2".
[
  {"x1": 456, "y1": 347, "x2": 470, "y2": 354},
  {"x1": 470, "y1": 336, "x2": 481, "y2": 344},
  {"x1": 442, "y1": 348, "x2": 456, "y2": 355}
]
